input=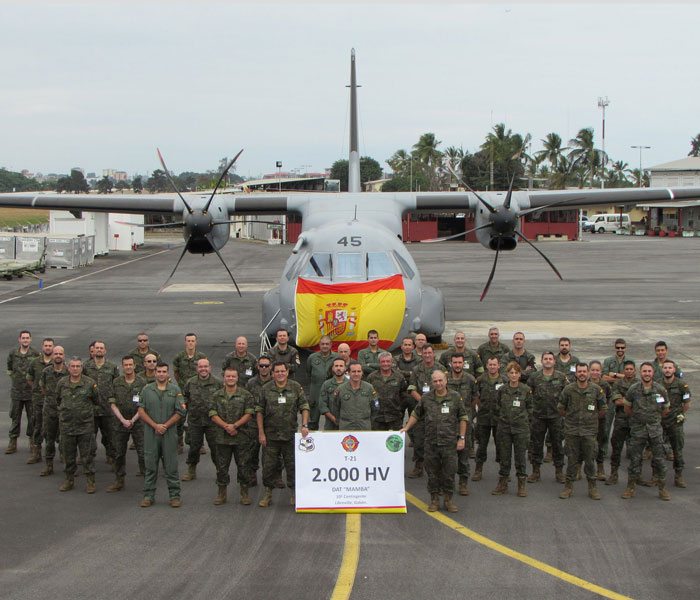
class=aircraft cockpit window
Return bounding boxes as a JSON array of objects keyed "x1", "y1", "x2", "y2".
[
  {"x1": 301, "y1": 253, "x2": 332, "y2": 278},
  {"x1": 335, "y1": 253, "x2": 363, "y2": 278},
  {"x1": 392, "y1": 251, "x2": 415, "y2": 280},
  {"x1": 367, "y1": 252, "x2": 398, "y2": 278}
]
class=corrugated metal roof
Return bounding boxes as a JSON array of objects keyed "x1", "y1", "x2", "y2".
[
  {"x1": 648, "y1": 157, "x2": 700, "y2": 171},
  {"x1": 637, "y1": 200, "x2": 700, "y2": 209}
]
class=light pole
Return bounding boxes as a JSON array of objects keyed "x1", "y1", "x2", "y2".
[
  {"x1": 598, "y1": 97, "x2": 609, "y2": 189},
  {"x1": 630, "y1": 145, "x2": 650, "y2": 188}
]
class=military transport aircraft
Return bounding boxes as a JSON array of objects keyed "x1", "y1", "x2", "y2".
[{"x1": 2, "y1": 49, "x2": 700, "y2": 353}]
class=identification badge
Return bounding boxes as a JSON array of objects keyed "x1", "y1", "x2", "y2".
[
  {"x1": 588, "y1": 404, "x2": 595, "y2": 411},
  {"x1": 655, "y1": 394, "x2": 665, "y2": 404},
  {"x1": 683, "y1": 393, "x2": 690, "y2": 400},
  {"x1": 465, "y1": 362, "x2": 469, "y2": 369},
  {"x1": 422, "y1": 384, "x2": 430, "y2": 393},
  {"x1": 345, "y1": 373, "x2": 350, "y2": 380},
  {"x1": 245, "y1": 368, "x2": 253, "y2": 377},
  {"x1": 495, "y1": 383, "x2": 503, "y2": 390},
  {"x1": 278, "y1": 394, "x2": 286, "y2": 404},
  {"x1": 374, "y1": 399, "x2": 379, "y2": 408},
  {"x1": 513, "y1": 400, "x2": 520, "y2": 407},
  {"x1": 132, "y1": 395, "x2": 140, "y2": 403},
  {"x1": 441, "y1": 404, "x2": 449, "y2": 414},
  {"x1": 570, "y1": 366, "x2": 576, "y2": 372}
]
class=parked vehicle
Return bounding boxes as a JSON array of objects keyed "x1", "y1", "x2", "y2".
[{"x1": 588, "y1": 213, "x2": 630, "y2": 233}]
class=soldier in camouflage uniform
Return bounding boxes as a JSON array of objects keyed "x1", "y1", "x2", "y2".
[
  {"x1": 651, "y1": 341, "x2": 683, "y2": 382},
  {"x1": 589, "y1": 360, "x2": 613, "y2": 480},
  {"x1": 446, "y1": 354, "x2": 477, "y2": 495},
  {"x1": 245, "y1": 356, "x2": 273, "y2": 486},
  {"x1": 602, "y1": 339, "x2": 628, "y2": 384},
  {"x1": 660, "y1": 360, "x2": 691, "y2": 488},
  {"x1": 477, "y1": 327, "x2": 510, "y2": 368},
  {"x1": 305, "y1": 335, "x2": 338, "y2": 430},
  {"x1": 473, "y1": 357, "x2": 506, "y2": 481},
  {"x1": 319, "y1": 358, "x2": 349, "y2": 431},
  {"x1": 491, "y1": 362, "x2": 532, "y2": 497},
  {"x1": 396, "y1": 337, "x2": 420, "y2": 431},
  {"x1": 621, "y1": 362, "x2": 671, "y2": 500},
  {"x1": 527, "y1": 352, "x2": 568, "y2": 484},
  {"x1": 55, "y1": 357, "x2": 99, "y2": 493},
  {"x1": 557, "y1": 363, "x2": 608, "y2": 500},
  {"x1": 25, "y1": 337, "x2": 55, "y2": 463},
  {"x1": 138, "y1": 362, "x2": 186, "y2": 507},
  {"x1": 221, "y1": 336, "x2": 257, "y2": 387},
  {"x1": 402, "y1": 370, "x2": 468, "y2": 513},
  {"x1": 406, "y1": 345, "x2": 446, "y2": 478},
  {"x1": 367, "y1": 352, "x2": 407, "y2": 431},
  {"x1": 181, "y1": 358, "x2": 222, "y2": 481},
  {"x1": 605, "y1": 360, "x2": 637, "y2": 485},
  {"x1": 504, "y1": 332, "x2": 536, "y2": 381},
  {"x1": 335, "y1": 361, "x2": 377, "y2": 431},
  {"x1": 358, "y1": 330, "x2": 382, "y2": 376},
  {"x1": 439, "y1": 332, "x2": 483, "y2": 378},
  {"x1": 37, "y1": 347, "x2": 69, "y2": 476},
  {"x1": 6, "y1": 330, "x2": 39, "y2": 454},
  {"x1": 210, "y1": 368, "x2": 255, "y2": 505},
  {"x1": 127, "y1": 333, "x2": 161, "y2": 374},
  {"x1": 84, "y1": 341, "x2": 119, "y2": 467},
  {"x1": 554, "y1": 337, "x2": 580, "y2": 376},
  {"x1": 256, "y1": 362, "x2": 309, "y2": 507},
  {"x1": 267, "y1": 329, "x2": 301, "y2": 380},
  {"x1": 173, "y1": 333, "x2": 207, "y2": 453},
  {"x1": 107, "y1": 355, "x2": 147, "y2": 491}
]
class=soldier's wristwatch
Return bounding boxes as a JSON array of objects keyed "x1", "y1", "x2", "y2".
[{"x1": 458, "y1": 435, "x2": 465, "y2": 440}]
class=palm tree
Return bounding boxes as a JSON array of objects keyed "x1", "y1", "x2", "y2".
[
  {"x1": 536, "y1": 133, "x2": 568, "y2": 170},
  {"x1": 548, "y1": 154, "x2": 573, "y2": 190},
  {"x1": 606, "y1": 160, "x2": 630, "y2": 187},
  {"x1": 413, "y1": 133, "x2": 444, "y2": 190},
  {"x1": 568, "y1": 128, "x2": 607, "y2": 188},
  {"x1": 688, "y1": 134, "x2": 700, "y2": 157}
]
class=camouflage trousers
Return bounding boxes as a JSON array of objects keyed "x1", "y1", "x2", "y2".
[
  {"x1": 530, "y1": 416, "x2": 564, "y2": 468},
  {"x1": 92, "y1": 415, "x2": 115, "y2": 461},
  {"x1": 564, "y1": 434, "x2": 597, "y2": 482},
  {"x1": 457, "y1": 441, "x2": 471, "y2": 478},
  {"x1": 143, "y1": 428, "x2": 180, "y2": 501},
  {"x1": 112, "y1": 422, "x2": 145, "y2": 477},
  {"x1": 628, "y1": 432, "x2": 666, "y2": 480},
  {"x1": 663, "y1": 423, "x2": 685, "y2": 472},
  {"x1": 215, "y1": 443, "x2": 252, "y2": 486},
  {"x1": 475, "y1": 423, "x2": 498, "y2": 463},
  {"x1": 61, "y1": 432, "x2": 95, "y2": 476},
  {"x1": 608, "y1": 420, "x2": 630, "y2": 468},
  {"x1": 262, "y1": 438, "x2": 295, "y2": 489},
  {"x1": 31, "y1": 400, "x2": 44, "y2": 448},
  {"x1": 373, "y1": 417, "x2": 404, "y2": 431},
  {"x1": 497, "y1": 428, "x2": 529, "y2": 478},
  {"x1": 186, "y1": 420, "x2": 218, "y2": 468},
  {"x1": 43, "y1": 406, "x2": 60, "y2": 460},
  {"x1": 425, "y1": 442, "x2": 458, "y2": 494},
  {"x1": 404, "y1": 397, "x2": 424, "y2": 463},
  {"x1": 9, "y1": 397, "x2": 32, "y2": 440}
]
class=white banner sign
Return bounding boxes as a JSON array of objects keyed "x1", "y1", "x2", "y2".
[{"x1": 295, "y1": 431, "x2": 406, "y2": 513}]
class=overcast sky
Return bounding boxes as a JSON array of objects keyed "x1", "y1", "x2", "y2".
[{"x1": 2, "y1": 2, "x2": 698, "y2": 181}]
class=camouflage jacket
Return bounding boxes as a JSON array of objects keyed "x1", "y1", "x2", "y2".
[
  {"x1": 412, "y1": 389, "x2": 468, "y2": 447},
  {"x1": 558, "y1": 382, "x2": 607, "y2": 437},
  {"x1": 367, "y1": 370, "x2": 407, "y2": 423},
  {"x1": 475, "y1": 373, "x2": 507, "y2": 426},
  {"x1": 624, "y1": 381, "x2": 669, "y2": 438},
  {"x1": 221, "y1": 351, "x2": 257, "y2": 386},
  {"x1": 172, "y1": 350, "x2": 207, "y2": 386},
  {"x1": 38, "y1": 364, "x2": 70, "y2": 414},
  {"x1": 7, "y1": 346, "x2": 40, "y2": 399},
  {"x1": 255, "y1": 379, "x2": 308, "y2": 441},
  {"x1": 182, "y1": 374, "x2": 223, "y2": 425},
  {"x1": 661, "y1": 377, "x2": 691, "y2": 428},
  {"x1": 527, "y1": 369, "x2": 570, "y2": 419},
  {"x1": 439, "y1": 346, "x2": 483, "y2": 377},
  {"x1": 84, "y1": 359, "x2": 120, "y2": 416},
  {"x1": 109, "y1": 374, "x2": 147, "y2": 423},
  {"x1": 493, "y1": 382, "x2": 533, "y2": 433},
  {"x1": 26, "y1": 355, "x2": 54, "y2": 403},
  {"x1": 56, "y1": 375, "x2": 98, "y2": 435},
  {"x1": 209, "y1": 387, "x2": 256, "y2": 445}
]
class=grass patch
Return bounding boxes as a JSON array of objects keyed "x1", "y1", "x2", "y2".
[{"x1": 0, "y1": 208, "x2": 49, "y2": 228}]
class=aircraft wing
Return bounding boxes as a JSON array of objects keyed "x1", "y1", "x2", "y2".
[{"x1": 523, "y1": 186, "x2": 700, "y2": 210}]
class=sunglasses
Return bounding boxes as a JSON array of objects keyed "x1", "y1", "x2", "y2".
[{"x1": 138, "y1": 339, "x2": 148, "y2": 342}]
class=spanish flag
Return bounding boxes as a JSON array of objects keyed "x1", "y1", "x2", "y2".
[{"x1": 295, "y1": 274, "x2": 405, "y2": 353}]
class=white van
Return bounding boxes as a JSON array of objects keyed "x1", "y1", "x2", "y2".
[{"x1": 588, "y1": 213, "x2": 631, "y2": 233}]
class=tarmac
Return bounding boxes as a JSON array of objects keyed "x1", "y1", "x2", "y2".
[{"x1": 1, "y1": 233, "x2": 698, "y2": 600}]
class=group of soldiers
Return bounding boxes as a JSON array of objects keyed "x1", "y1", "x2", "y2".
[{"x1": 5, "y1": 326, "x2": 691, "y2": 511}]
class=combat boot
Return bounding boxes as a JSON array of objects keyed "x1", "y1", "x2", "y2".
[
  {"x1": 106, "y1": 476, "x2": 125, "y2": 492},
  {"x1": 517, "y1": 476, "x2": 527, "y2": 497},
  {"x1": 240, "y1": 485, "x2": 251, "y2": 505},
  {"x1": 588, "y1": 480, "x2": 601, "y2": 500},
  {"x1": 5, "y1": 437, "x2": 17, "y2": 454},
  {"x1": 443, "y1": 493, "x2": 458, "y2": 513},
  {"x1": 458, "y1": 476, "x2": 470, "y2": 496},
  {"x1": 40, "y1": 459, "x2": 54, "y2": 477},
  {"x1": 657, "y1": 480, "x2": 671, "y2": 501},
  {"x1": 407, "y1": 461, "x2": 423, "y2": 478},
  {"x1": 86, "y1": 474, "x2": 96, "y2": 494},
  {"x1": 472, "y1": 462, "x2": 483, "y2": 481},
  {"x1": 559, "y1": 480, "x2": 574, "y2": 499},
  {"x1": 527, "y1": 464, "x2": 541, "y2": 483},
  {"x1": 637, "y1": 475, "x2": 653, "y2": 487},
  {"x1": 620, "y1": 478, "x2": 636, "y2": 499},
  {"x1": 213, "y1": 485, "x2": 227, "y2": 505},
  {"x1": 674, "y1": 471, "x2": 686, "y2": 488},
  {"x1": 258, "y1": 487, "x2": 273, "y2": 507},
  {"x1": 555, "y1": 466, "x2": 565, "y2": 484},
  {"x1": 59, "y1": 475, "x2": 75, "y2": 492},
  {"x1": 26, "y1": 444, "x2": 41, "y2": 464},
  {"x1": 181, "y1": 464, "x2": 197, "y2": 481},
  {"x1": 491, "y1": 476, "x2": 508, "y2": 495},
  {"x1": 290, "y1": 492, "x2": 296, "y2": 506},
  {"x1": 605, "y1": 466, "x2": 618, "y2": 486},
  {"x1": 543, "y1": 446, "x2": 552, "y2": 463},
  {"x1": 649, "y1": 473, "x2": 659, "y2": 487},
  {"x1": 428, "y1": 493, "x2": 440, "y2": 512},
  {"x1": 596, "y1": 462, "x2": 606, "y2": 481}
]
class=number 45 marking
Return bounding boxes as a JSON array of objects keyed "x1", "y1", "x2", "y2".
[{"x1": 337, "y1": 236, "x2": 362, "y2": 247}]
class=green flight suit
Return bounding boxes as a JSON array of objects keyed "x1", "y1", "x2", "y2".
[
  {"x1": 318, "y1": 376, "x2": 347, "y2": 430},
  {"x1": 305, "y1": 350, "x2": 339, "y2": 429},
  {"x1": 335, "y1": 380, "x2": 377, "y2": 431},
  {"x1": 357, "y1": 347, "x2": 381, "y2": 376}
]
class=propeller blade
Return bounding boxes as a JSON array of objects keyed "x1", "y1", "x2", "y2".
[
  {"x1": 115, "y1": 220, "x2": 185, "y2": 229},
  {"x1": 159, "y1": 238, "x2": 191, "y2": 293},
  {"x1": 480, "y1": 236, "x2": 501, "y2": 301},
  {"x1": 203, "y1": 149, "x2": 244, "y2": 214},
  {"x1": 514, "y1": 230, "x2": 563, "y2": 281},
  {"x1": 157, "y1": 148, "x2": 194, "y2": 215},
  {"x1": 504, "y1": 173, "x2": 516, "y2": 210},
  {"x1": 210, "y1": 219, "x2": 282, "y2": 226},
  {"x1": 420, "y1": 223, "x2": 492, "y2": 243},
  {"x1": 205, "y1": 234, "x2": 242, "y2": 297},
  {"x1": 443, "y1": 159, "x2": 496, "y2": 213}
]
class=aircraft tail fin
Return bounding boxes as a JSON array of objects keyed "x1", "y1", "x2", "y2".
[{"x1": 348, "y1": 48, "x2": 361, "y2": 193}]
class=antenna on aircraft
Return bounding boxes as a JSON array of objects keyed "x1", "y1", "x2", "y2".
[{"x1": 347, "y1": 48, "x2": 361, "y2": 193}]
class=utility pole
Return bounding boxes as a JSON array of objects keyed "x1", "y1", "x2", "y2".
[{"x1": 630, "y1": 145, "x2": 651, "y2": 188}]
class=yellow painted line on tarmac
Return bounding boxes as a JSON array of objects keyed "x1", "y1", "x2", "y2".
[
  {"x1": 406, "y1": 492, "x2": 633, "y2": 600},
  {"x1": 330, "y1": 514, "x2": 361, "y2": 600}
]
